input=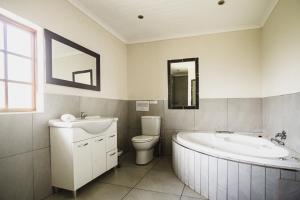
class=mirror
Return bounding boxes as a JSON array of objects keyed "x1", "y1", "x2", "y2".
[
  {"x1": 45, "y1": 29, "x2": 100, "y2": 91},
  {"x1": 168, "y1": 58, "x2": 199, "y2": 109}
]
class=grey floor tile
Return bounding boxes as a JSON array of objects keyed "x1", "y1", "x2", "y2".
[
  {"x1": 152, "y1": 156, "x2": 173, "y2": 172},
  {"x1": 79, "y1": 183, "x2": 130, "y2": 200},
  {"x1": 136, "y1": 170, "x2": 184, "y2": 195},
  {"x1": 45, "y1": 190, "x2": 76, "y2": 200},
  {"x1": 182, "y1": 185, "x2": 202, "y2": 198},
  {"x1": 124, "y1": 188, "x2": 180, "y2": 200},
  {"x1": 180, "y1": 196, "x2": 208, "y2": 200},
  {"x1": 99, "y1": 167, "x2": 148, "y2": 187},
  {"x1": 120, "y1": 152, "x2": 158, "y2": 170}
]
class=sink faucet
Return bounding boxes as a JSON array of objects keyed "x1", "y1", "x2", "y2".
[
  {"x1": 271, "y1": 130, "x2": 287, "y2": 145},
  {"x1": 80, "y1": 112, "x2": 88, "y2": 119}
]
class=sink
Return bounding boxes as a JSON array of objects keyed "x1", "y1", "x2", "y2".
[{"x1": 49, "y1": 117, "x2": 118, "y2": 134}]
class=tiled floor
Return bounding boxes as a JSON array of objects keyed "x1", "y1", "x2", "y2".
[{"x1": 46, "y1": 153, "x2": 207, "y2": 200}]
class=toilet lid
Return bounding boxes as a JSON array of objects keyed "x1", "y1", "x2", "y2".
[{"x1": 132, "y1": 135, "x2": 153, "y2": 142}]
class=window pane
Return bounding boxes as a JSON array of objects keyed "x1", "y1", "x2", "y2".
[
  {"x1": 7, "y1": 54, "x2": 32, "y2": 82},
  {"x1": 8, "y1": 82, "x2": 32, "y2": 109},
  {"x1": 0, "y1": 52, "x2": 4, "y2": 79},
  {"x1": 7, "y1": 24, "x2": 32, "y2": 57},
  {"x1": 0, "y1": 81, "x2": 5, "y2": 108},
  {"x1": 0, "y1": 22, "x2": 4, "y2": 50}
]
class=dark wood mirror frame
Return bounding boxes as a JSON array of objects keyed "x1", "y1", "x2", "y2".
[
  {"x1": 45, "y1": 29, "x2": 100, "y2": 91},
  {"x1": 168, "y1": 57, "x2": 199, "y2": 109}
]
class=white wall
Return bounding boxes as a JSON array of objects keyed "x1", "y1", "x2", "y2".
[
  {"x1": 0, "y1": 0, "x2": 128, "y2": 100},
  {"x1": 127, "y1": 29, "x2": 262, "y2": 100},
  {"x1": 262, "y1": 0, "x2": 300, "y2": 97}
]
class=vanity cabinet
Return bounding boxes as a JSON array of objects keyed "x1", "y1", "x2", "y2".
[{"x1": 49, "y1": 118, "x2": 118, "y2": 193}]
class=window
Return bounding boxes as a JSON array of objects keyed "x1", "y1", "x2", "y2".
[{"x1": 0, "y1": 14, "x2": 37, "y2": 112}]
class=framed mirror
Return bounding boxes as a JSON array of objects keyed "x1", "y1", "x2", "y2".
[
  {"x1": 168, "y1": 58, "x2": 199, "y2": 109},
  {"x1": 45, "y1": 29, "x2": 100, "y2": 91}
]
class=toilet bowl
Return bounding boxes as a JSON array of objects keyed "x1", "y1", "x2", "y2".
[{"x1": 131, "y1": 116, "x2": 161, "y2": 165}]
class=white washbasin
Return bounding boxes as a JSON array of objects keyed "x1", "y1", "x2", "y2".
[{"x1": 49, "y1": 117, "x2": 118, "y2": 134}]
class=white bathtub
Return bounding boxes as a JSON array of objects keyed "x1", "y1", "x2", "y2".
[
  {"x1": 175, "y1": 132, "x2": 300, "y2": 170},
  {"x1": 172, "y1": 132, "x2": 300, "y2": 199}
]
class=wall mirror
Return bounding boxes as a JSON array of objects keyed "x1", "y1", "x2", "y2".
[
  {"x1": 168, "y1": 58, "x2": 199, "y2": 109},
  {"x1": 45, "y1": 29, "x2": 100, "y2": 91}
]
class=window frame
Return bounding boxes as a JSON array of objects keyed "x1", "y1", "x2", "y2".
[{"x1": 0, "y1": 14, "x2": 37, "y2": 112}]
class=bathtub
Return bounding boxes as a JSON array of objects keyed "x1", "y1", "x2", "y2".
[{"x1": 172, "y1": 132, "x2": 300, "y2": 200}]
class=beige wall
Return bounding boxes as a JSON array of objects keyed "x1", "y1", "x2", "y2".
[
  {"x1": 0, "y1": 0, "x2": 128, "y2": 100},
  {"x1": 127, "y1": 29, "x2": 262, "y2": 100},
  {"x1": 262, "y1": 0, "x2": 300, "y2": 97}
]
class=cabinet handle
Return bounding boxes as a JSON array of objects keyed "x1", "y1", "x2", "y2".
[
  {"x1": 96, "y1": 139, "x2": 103, "y2": 142},
  {"x1": 110, "y1": 135, "x2": 116, "y2": 138},
  {"x1": 78, "y1": 143, "x2": 88, "y2": 147},
  {"x1": 110, "y1": 152, "x2": 116, "y2": 156}
]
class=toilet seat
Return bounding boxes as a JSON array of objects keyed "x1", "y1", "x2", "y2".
[{"x1": 132, "y1": 135, "x2": 154, "y2": 143}]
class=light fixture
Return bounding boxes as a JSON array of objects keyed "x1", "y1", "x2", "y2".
[
  {"x1": 138, "y1": 15, "x2": 144, "y2": 19},
  {"x1": 218, "y1": 0, "x2": 225, "y2": 5}
]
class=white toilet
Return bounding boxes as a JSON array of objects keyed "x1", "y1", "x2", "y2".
[{"x1": 131, "y1": 116, "x2": 161, "y2": 165}]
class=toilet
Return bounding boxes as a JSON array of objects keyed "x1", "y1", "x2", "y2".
[{"x1": 131, "y1": 116, "x2": 161, "y2": 165}]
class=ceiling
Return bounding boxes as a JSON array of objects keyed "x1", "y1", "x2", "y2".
[{"x1": 68, "y1": 0, "x2": 278, "y2": 44}]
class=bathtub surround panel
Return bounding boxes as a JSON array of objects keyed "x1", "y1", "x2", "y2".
[
  {"x1": 0, "y1": 93, "x2": 129, "y2": 200},
  {"x1": 238, "y1": 163, "x2": 251, "y2": 200},
  {"x1": 251, "y1": 166, "x2": 266, "y2": 200},
  {"x1": 227, "y1": 161, "x2": 239, "y2": 200},
  {"x1": 217, "y1": 159, "x2": 228, "y2": 200},
  {"x1": 129, "y1": 98, "x2": 262, "y2": 155},
  {"x1": 266, "y1": 168, "x2": 280, "y2": 200},
  {"x1": 173, "y1": 140, "x2": 300, "y2": 200},
  {"x1": 208, "y1": 157, "x2": 217, "y2": 200}
]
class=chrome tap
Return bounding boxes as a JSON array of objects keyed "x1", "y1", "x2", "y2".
[
  {"x1": 271, "y1": 130, "x2": 287, "y2": 145},
  {"x1": 80, "y1": 112, "x2": 88, "y2": 119}
]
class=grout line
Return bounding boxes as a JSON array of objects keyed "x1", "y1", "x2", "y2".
[
  {"x1": 31, "y1": 114, "x2": 35, "y2": 200},
  {"x1": 121, "y1": 158, "x2": 159, "y2": 199},
  {"x1": 180, "y1": 185, "x2": 186, "y2": 198}
]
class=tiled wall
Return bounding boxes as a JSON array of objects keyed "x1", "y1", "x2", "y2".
[
  {"x1": 1, "y1": 92, "x2": 299, "y2": 200},
  {"x1": 263, "y1": 92, "x2": 300, "y2": 153},
  {"x1": 128, "y1": 98, "x2": 263, "y2": 155},
  {"x1": 0, "y1": 94, "x2": 129, "y2": 200}
]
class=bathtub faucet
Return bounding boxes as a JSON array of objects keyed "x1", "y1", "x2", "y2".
[{"x1": 271, "y1": 130, "x2": 287, "y2": 145}]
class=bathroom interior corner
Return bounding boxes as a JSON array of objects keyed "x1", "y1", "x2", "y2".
[{"x1": 0, "y1": 0, "x2": 300, "y2": 200}]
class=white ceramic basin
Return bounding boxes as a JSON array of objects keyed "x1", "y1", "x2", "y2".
[{"x1": 49, "y1": 117, "x2": 118, "y2": 134}]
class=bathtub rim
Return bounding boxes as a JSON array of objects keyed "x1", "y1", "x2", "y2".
[{"x1": 172, "y1": 132, "x2": 300, "y2": 171}]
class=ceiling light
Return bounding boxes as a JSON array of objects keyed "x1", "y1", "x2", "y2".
[
  {"x1": 218, "y1": 0, "x2": 225, "y2": 5},
  {"x1": 138, "y1": 15, "x2": 144, "y2": 19}
]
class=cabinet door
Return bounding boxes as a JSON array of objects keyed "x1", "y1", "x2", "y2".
[
  {"x1": 73, "y1": 140, "x2": 92, "y2": 189},
  {"x1": 106, "y1": 132, "x2": 117, "y2": 151},
  {"x1": 92, "y1": 136, "x2": 106, "y2": 178},
  {"x1": 107, "y1": 149, "x2": 118, "y2": 170}
]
